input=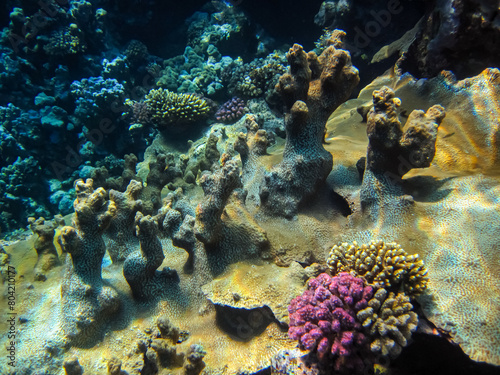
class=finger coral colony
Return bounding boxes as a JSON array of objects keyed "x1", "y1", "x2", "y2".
[{"x1": 0, "y1": 1, "x2": 499, "y2": 374}]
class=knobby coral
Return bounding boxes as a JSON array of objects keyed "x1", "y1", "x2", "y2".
[
  {"x1": 288, "y1": 272, "x2": 373, "y2": 372},
  {"x1": 260, "y1": 30, "x2": 359, "y2": 218},
  {"x1": 59, "y1": 179, "x2": 120, "y2": 345},
  {"x1": 327, "y1": 240, "x2": 428, "y2": 296},
  {"x1": 215, "y1": 97, "x2": 247, "y2": 123},
  {"x1": 357, "y1": 289, "x2": 418, "y2": 358}
]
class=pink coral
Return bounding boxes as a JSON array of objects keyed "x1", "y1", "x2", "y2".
[
  {"x1": 288, "y1": 272, "x2": 374, "y2": 372},
  {"x1": 215, "y1": 97, "x2": 247, "y2": 123}
]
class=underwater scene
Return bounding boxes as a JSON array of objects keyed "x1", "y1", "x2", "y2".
[{"x1": 0, "y1": 0, "x2": 500, "y2": 374}]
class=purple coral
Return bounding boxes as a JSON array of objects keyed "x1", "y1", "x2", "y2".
[
  {"x1": 288, "y1": 273, "x2": 374, "y2": 372},
  {"x1": 215, "y1": 97, "x2": 247, "y2": 123}
]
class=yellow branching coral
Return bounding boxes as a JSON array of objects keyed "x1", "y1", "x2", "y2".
[
  {"x1": 357, "y1": 289, "x2": 418, "y2": 358},
  {"x1": 145, "y1": 88, "x2": 210, "y2": 127},
  {"x1": 327, "y1": 240, "x2": 428, "y2": 296}
]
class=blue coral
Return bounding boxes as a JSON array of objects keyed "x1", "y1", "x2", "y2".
[{"x1": 71, "y1": 77, "x2": 125, "y2": 117}]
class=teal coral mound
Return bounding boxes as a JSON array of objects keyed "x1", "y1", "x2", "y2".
[
  {"x1": 145, "y1": 88, "x2": 210, "y2": 129},
  {"x1": 59, "y1": 179, "x2": 120, "y2": 346}
]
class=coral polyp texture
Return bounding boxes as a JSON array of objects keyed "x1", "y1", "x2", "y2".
[
  {"x1": 215, "y1": 97, "x2": 248, "y2": 123},
  {"x1": 59, "y1": 179, "x2": 120, "y2": 345},
  {"x1": 357, "y1": 289, "x2": 418, "y2": 358},
  {"x1": 194, "y1": 154, "x2": 242, "y2": 245},
  {"x1": 260, "y1": 30, "x2": 359, "y2": 217},
  {"x1": 145, "y1": 88, "x2": 210, "y2": 128},
  {"x1": 123, "y1": 212, "x2": 176, "y2": 301},
  {"x1": 365, "y1": 86, "x2": 445, "y2": 178},
  {"x1": 288, "y1": 272, "x2": 373, "y2": 373},
  {"x1": 2, "y1": 1, "x2": 500, "y2": 373},
  {"x1": 328, "y1": 240, "x2": 428, "y2": 296}
]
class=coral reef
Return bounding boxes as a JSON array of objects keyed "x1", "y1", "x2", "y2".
[
  {"x1": 364, "y1": 86, "x2": 445, "y2": 179},
  {"x1": 59, "y1": 179, "x2": 120, "y2": 345},
  {"x1": 183, "y1": 344, "x2": 207, "y2": 375},
  {"x1": 358, "y1": 86, "x2": 445, "y2": 224},
  {"x1": 70, "y1": 77, "x2": 125, "y2": 126},
  {"x1": 106, "y1": 179, "x2": 143, "y2": 263},
  {"x1": 328, "y1": 240, "x2": 428, "y2": 296},
  {"x1": 28, "y1": 216, "x2": 62, "y2": 280},
  {"x1": 222, "y1": 53, "x2": 287, "y2": 103},
  {"x1": 271, "y1": 349, "x2": 321, "y2": 375},
  {"x1": 260, "y1": 30, "x2": 359, "y2": 217},
  {"x1": 202, "y1": 261, "x2": 309, "y2": 325},
  {"x1": 63, "y1": 357, "x2": 84, "y2": 375},
  {"x1": 1, "y1": 1, "x2": 500, "y2": 373}
]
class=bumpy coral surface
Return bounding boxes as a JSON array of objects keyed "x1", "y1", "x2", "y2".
[
  {"x1": 328, "y1": 240, "x2": 428, "y2": 296},
  {"x1": 123, "y1": 212, "x2": 176, "y2": 301},
  {"x1": 365, "y1": 86, "x2": 445, "y2": 178},
  {"x1": 145, "y1": 88, "x2": 210, "y2": 128},
  {"x1": 357, "y1": 289, "x2": 418, "y2": 358},
  {"x1": 260, "y1": 30, "x2": 359, "y2": 217},
  {"x1": 59, "y1": 179, "x2": 120, "y2": 345},
  {"x1": 288, "y1": 272, "x2": 373, "y2": 372},
  {"x1": 215, "y1": 97, "x2": 247, "y2": 123},
  {"x1": 194, "y1": 154, "x2": 241, "y2": 245}
]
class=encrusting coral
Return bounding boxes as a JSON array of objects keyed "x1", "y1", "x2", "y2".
[
  {"x1": 327, "y1": 240, "x2": 428, "y2": 296},
  {"x1": 145, "y1": 88, "x2": 210, "y2": 128},
  {"x1": 59, "y1": 179, "x2": 120, "y2": 345},
  {"x1": 357, "y1": 289, "x2": 418, "y2": 358},
  {"x1": 260, "y1": 30, "x2": 359, "y2": 218}
]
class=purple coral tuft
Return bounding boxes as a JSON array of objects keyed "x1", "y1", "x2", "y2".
[
  {"x1": 215, "y1": 97, "x2": 248, "y2": 123},
  {"x1": 288, "y1": 272, "x2": 374, "y2": 372}
]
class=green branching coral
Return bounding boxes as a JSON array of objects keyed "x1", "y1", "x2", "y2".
[
  {"x1": 145, "y1": 88, "x2": 210, "y2": 127},
  {"x1": 357, "y1": 289, "x2": 418, "y2": 358},
  {"x1": 327, "y1": 240, "x2": 428, "y2": 296}
]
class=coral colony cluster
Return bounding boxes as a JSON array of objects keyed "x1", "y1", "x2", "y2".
[
  {"x1": 288, "y1": 273, "x2": 373, "y2": 372},
  {"x1": 287, "y1": 241, "x2": 425, "y2": 374},
  {"x1": 215, "y1": 97, "x2": 247, "y2": 123},
  {"x1": 1, "y1": 0, "x2": 500, "y2": 374}
]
